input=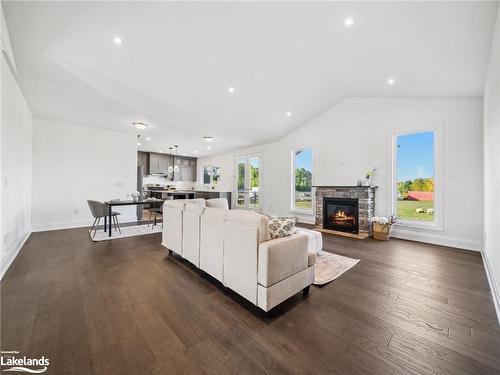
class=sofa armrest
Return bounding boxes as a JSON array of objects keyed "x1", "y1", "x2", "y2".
[{"x1": 258, "y1": 233, "x2": 309, "y2": 287}]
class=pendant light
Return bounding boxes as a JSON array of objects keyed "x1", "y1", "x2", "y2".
[
  {"x1": 167, "y1": 147, "x2": 174, "y2": 174},
  {"x1": 173, "y1": 145, "x2": 180, "y2": 173}
]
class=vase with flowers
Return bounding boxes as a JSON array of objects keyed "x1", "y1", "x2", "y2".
[
  {"x1": 369, "y1": 215, "x2": 399, "y2": 240},
  {"x1": 365, "y1": 167, "x2": 377, "y2": 187}
]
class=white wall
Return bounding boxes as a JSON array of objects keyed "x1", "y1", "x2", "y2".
[
  {"x1": 483, "y1": 7, "x2": 500, "y2": 321},
  {"x1": 199, "y1": 97, "x2": 484, "y2": 251},
  {"x1": 1, "y1": 54, "x2": 33, "y2": 278},
  {"x1": 31, "y1": 118, "x2": 137, "y2": 231}
]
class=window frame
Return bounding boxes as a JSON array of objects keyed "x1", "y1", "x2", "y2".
[
  {"x1": 290, "y1": 144, "x2": 314, "y2": 214},
  {"x1": 202, "y1": 165, "x2": 220, "y2": 187},
  {"x1": 390, "y1": 123, "x2": 444, "y2": 231}
]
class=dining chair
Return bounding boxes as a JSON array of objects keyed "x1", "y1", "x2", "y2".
[
  {"x1": 87, "y1": 200, "x2": 121, "y2": 238},
  {"x1": 148, "y1": 197, "x2": 170, "y2": 229}
]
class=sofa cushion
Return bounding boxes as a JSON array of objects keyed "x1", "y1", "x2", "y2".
[
  {"x1": 184, "y1": 202, "x2": 205, "y2": 215},
  {"x1": 206, "y1": 198, "x2": 229, "y2": 210},
  {"x1": 296, "y1": 228, "x2": 323, "y2": 255},
  {"x1": 268, "y1": 217, "x2": 297, "y2": 239},
  {"x1": 226, "y1": 210, "x2": 270, "y2": 244}
]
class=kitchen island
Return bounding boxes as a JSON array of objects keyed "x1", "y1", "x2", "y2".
[{"x1": 155, "y1": 190, "x2": 232, "y2": 208}]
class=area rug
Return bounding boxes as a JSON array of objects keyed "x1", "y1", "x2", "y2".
[
  {"x1": 313, "y1": 252, "x2": 360, "y2": 285},
  {"x1": 90, "y1": 224, "x2": 162, "y2": 241}
]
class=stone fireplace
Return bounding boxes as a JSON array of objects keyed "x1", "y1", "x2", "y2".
[
  {"x1": 315, "y1": 186, "x2": 376, "y2": 236},
  {"x1": 323, "y1": 197, "x2": 359, "y2": 234}
]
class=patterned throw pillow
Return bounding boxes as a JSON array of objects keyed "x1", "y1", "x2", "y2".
[{"x1": 268, "y1": 217, "x2": 298, "y2": 239}]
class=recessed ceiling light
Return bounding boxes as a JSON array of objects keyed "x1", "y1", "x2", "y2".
[
  {"x1": 183, "y1": 153, "x2": 187, "y2": 156},
  {"x1": 344, "y1": 18, "x2": 354, "y2": 27},
  {"x1": 132, "y1": 122, "x2": 148, "y2": 130},
  {"x1": 206, "y1": 146, "x2": 211, "y2": 151},
  {"x1": 387, "y1": 78, "x2": 396, "y2": 85},
  {"x1": 193, "y1": 150, "x2": 198, "y2": 154},
  {"x1": 113, "y1": 37, "x2": 122, "y2": 45},
  {"x1": 159, "y1": 150, "x2": 163, "y2": 153},
  {"x1": 286, "y1": 111, "x2": 292, "y2": 117},
  {"x1": 203, "y1": 136, "x2": 214, "y2": 142},
  {"x1": 227, "y1": 87, "x2": 235, "y2": 94},
  {"x1": 145, "y1": 137, "x2": 151, "y2": 141}
]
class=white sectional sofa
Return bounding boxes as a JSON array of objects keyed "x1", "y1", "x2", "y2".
[{"x1": 161, "y1": 198, "x2": 315, "y2": 312}]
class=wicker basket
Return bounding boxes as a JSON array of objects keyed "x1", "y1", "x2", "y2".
[{"x1": 372, "y1": 222, "x2": 392, "y2": 241}]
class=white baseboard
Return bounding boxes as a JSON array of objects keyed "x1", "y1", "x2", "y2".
[
  {"x1": 391, "y1": 227, "x2": 482, "y2": 252},
  {"x1": 1, "y1": 231, "x2": 31, "y2": 280},
  {"x1": 481, "y1": 250, "x2": 500, "y2": 325},
  {"x1": 32, "y1": 216, "x2": 138, "y2": 232}
]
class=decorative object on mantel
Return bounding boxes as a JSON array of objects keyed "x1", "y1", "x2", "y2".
[
  {"x1": 365, "y1": 166, "x2": 377, "y2": 187},
  {"x1": 370, "y1": 215, "x2": 399, "y2": 240}
]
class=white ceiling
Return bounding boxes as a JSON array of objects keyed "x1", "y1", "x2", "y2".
[{"x1": 4, "y1": 1, "x2": 498, "y2": 157}]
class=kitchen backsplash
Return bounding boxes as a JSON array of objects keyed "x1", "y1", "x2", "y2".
[{"x1": 143, "y1": 175, "x2": 196, "y2": 190}]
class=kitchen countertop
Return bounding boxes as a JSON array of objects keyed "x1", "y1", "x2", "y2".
[{"x1": 145, "y1": 189, "x2": 231, "y2": 193}]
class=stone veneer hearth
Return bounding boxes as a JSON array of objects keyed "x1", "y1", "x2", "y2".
[{"x1": 314, "y1": 186, "x2": 376, "y2": 234}]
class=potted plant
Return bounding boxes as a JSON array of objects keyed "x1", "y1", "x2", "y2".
[
  {"x1": 365, "y1": 167, "x2": 377, "y2": 187},
  {"x1": 369, "y1": 215, "x2": 399, "y2": 240}
]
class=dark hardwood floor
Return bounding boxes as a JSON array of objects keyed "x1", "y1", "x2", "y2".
[{"x1": 1, "y1": 227, "x2": 499, "y2": 374}]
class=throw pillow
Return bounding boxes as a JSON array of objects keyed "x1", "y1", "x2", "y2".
[{"x1": 268, "y1": 217, "x2": 297, "y2": 239}]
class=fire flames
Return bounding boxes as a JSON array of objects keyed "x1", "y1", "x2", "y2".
[{"x1": 333, "y1": 210, "x2": 355, "y2": 224}]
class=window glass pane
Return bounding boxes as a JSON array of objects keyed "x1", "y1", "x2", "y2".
[
  {"x1": 396, "y1": 131, "x2": 435, "y2": 222},
  {"x1": 236, "y1": 159, "x2": 245, "y2": 207},
  {"x1": 203, "y1": 167, "x2": 211, "y2": 184},
  {"x1": 293, "y1": 148, "x2": 312, "y2": 210},
  {"x1": 212, "y1": 166, "x2": 220, "y2": 186},
  {"x1": 249, "y1": 157, "x2": 260, "y2": 209}
]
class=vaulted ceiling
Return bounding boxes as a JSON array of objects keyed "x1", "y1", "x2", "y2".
[{"x1": 3, "y1": 1, "x2": 498, "y2": 156}]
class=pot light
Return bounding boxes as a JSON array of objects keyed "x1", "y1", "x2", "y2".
[
  {"x1": 193, "y1": 150, "x2": 198, "y2": 154},
  {"x1": 286, "y1": 111, "x2": 292, "y2": 117},
  {"x1": 207, "y1": 146, "x2": 211, "y2": 151},
  {"x1": 145, "y1": 137, "x2": 151, "y2": 141},
  {"x1": 344, "y1": 18, "x2": 354, "y2": 27},
  {"x1": 388, "y1": 78, "x2": 396, "y2": 85},
  {"x1": 159, "y1": 150, "x2": 163, "y2": 153},
  {"x1": 183, "y1": 153, "x2": 187, "y2": 156},
  {"x1": 227, "y1": 87, "x2": 235, "y2": 94},
  {"x1": 203, "y1": 136, "x2": 214, "y2": 142},
  {"x1": 113, "y1": 37, "x2": 122, "y2": 45},
  {"x1": 132, "y1": 122, "x2": 148, "y2": 130}
]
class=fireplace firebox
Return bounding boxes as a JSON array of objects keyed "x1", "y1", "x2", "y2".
[{"x1": 323, "y1": 197, "x2": 359, "y2": 234}]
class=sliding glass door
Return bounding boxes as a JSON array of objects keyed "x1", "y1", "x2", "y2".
[{"x1": 234, "y1": 154, "x2": 261, "y2": 210}]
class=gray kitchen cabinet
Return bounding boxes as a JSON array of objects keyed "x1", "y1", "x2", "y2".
[
  {"x1": 172, "y1": 156, "x2": 197, "y2": 181},
  {"x1": 149, "y1": 153, "x2": 170, "y2": 175},
  {"x1": 145, "y1": 153, "x2": 196, "y2": 180},
  {"x1": 148, "y1": 154, "x2": 161, "y2": 174},
  {"x1": 137, "y1": 152, "x2": 149, "y2": 177}
]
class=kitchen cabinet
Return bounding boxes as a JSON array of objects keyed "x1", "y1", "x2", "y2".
[
  {"x1": 149, "y1": 153, "x2": 171, "y2": 175},
  {"x1": 173, "y1": 156, "x2": 197, "y2": 182},
  {"x1": 142, "y1": 152, "x2": 196, "y2": 180},
  {"x1": 137, "y1": 152, "x2": 149, "y2": 177}
]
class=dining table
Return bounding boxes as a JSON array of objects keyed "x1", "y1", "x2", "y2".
[{"x1": 103, "y1": 198, "x2": 163, "y2": 237}]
